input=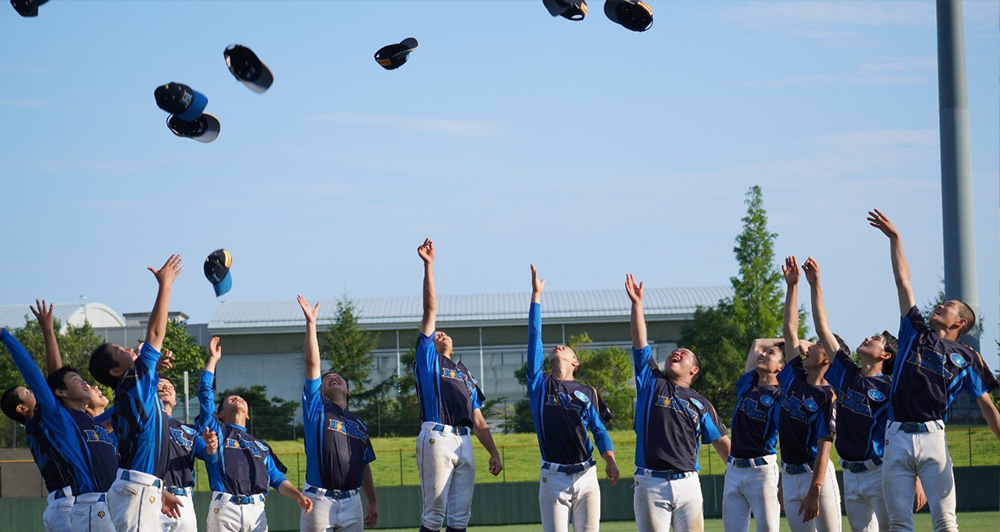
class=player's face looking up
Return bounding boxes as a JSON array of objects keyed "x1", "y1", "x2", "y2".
[
  {"x1": 321, "y1": 372, "x2": 349, "y2": 400},
  {"x1": 89, "y1": 385, "x2": 110, "y2": 410},
  {"x1": 756, "y1": 345, "x2": 785, "y2": 374},
  {"x1": 217, "y1": 394, "x2": 249, "y2": 424},
  {"x1": 1, "y1": 386, "x2": 36, "y2": 422},
  {"x1": 803, "y1": 342, "x2": 831, "y2": 371},
  {"x1": 433, "y1": 331, "x2": 453, "y2": 355},
  {"x1": 856, "y1": 335, "x2": 891, "y2": 363},
  {"x1": 664, "y1": 349, "x2": 700, "y2": 385},
  {"x1": 928, "y1": 300, "x2": 975, "y2": 337},
  {"x1": 157, "y1": 378, "x2": 176, "y2": 407},
  {"x1": 548, "y1": 345, "x2": 580, "y2": 375},
  {"x1": 56, "y1": 371, "x2": 92, "y2": 403}
]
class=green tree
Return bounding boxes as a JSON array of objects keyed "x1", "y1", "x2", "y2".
[
  {"x1": 320, "y1": 298, "x2": 379, "y2": 392},
  {"x1": 161, "y1": 320, "x2": 207, "y2": 381},
  {"x1": 354, "y1": 347, "x2": 422, "y2": 437},
  {"x1": 222, "y1": 385, "x2": 299, "y2": 441}
]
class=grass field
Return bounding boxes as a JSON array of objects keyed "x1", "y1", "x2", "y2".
[{"x1": 191, "y1": 426, "x2": 999, "y2": 491}]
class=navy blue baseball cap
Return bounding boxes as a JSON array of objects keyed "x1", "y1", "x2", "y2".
[
  {"x1": 154, "y1": 82, "x2": 208, "y2": 122},
  {"x1": 167, "y1": 114, "x2": 220, "y2": 143},
  {"x1": 11, "y1": 0, "x2": 48, "y2": 17},
  {"x1": 605, "y1": 0, "x2": 653, "y2": 32},
  {"x1": 375, "y1": 38, "x2": 419, "y2": 70},
  {"x1": 224, "y1": 45, "x2": 274, "y2": 94},
  {"x1": 204, "y1": 249, "x2": 232, "y2": 297},
  {"x1": 543, "y1": 0, "x2": 587, "y2": 20}
]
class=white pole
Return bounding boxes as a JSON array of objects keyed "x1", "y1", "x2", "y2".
[
  {"x1": 478, "y1": 327, "x2": 484, "y2": 385},
  {"x1": 183, "y1": 370, "x2": 190, "y2": 424},
  {"x1": 395, "y1": 330, "x2": 401, "y2": 379}
]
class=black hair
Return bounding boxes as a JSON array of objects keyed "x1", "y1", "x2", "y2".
[
  {"x1": 1, "y1": 386, "x2": 27, "y2": 424},
  {"x1": 159, "y1": 375, "x2": 175, "y2": 387},
  {"x1": 690, "y1": 351, "x2": 702, "y2": 382},
  {"x1": 956, "y1": 301, "x2": 976, "y2": 337},
  {"x1": 89, "y1": 343, "x2": 121, "y2": 389},
  {"x1": 879, "y1": 331, "x2": 898, "y2": 358},
  {"x1": 46, "y1": 366, "x2": 80, "y2": 403},
  {"x1": 832, "y1": 334, "x2": 848, "y2": 357}
]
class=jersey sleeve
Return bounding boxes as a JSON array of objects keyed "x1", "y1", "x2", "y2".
[
  {"x1": 585, "y1": 397, "x2": 613, "y2": 455},
  {"x1": 196, "y1": 370, "x2": 222, "y2": 434},
  {"x1": 264, "y1": 451, "x2": 288, "y2": 489},
  {"x1": 898, "y1": 306, "x2": 928, "y2": 342},
  {"x1": 471, "y1": 383, "x2": 485, "y2": 411},
  {"x1": 1, "y1": 329, "x2": 57, "y2": 412},
  {"x1": 526, "y1": 303, "x2": 545, "y2": 393},
  {"x1": 735, "y1": 371, "x2": 755, "y2": 398},
  {"x1": 960, "y1": 349, "x2": 1000, "y2": 398},
  {"x1": 816, "y1": 388, "x2": 837, "y2": 439},
  {"x1": 824, "y1": 346, "x2": 858, "y2": 392},
  {"x1": 698, "y1": 400, "x2": 728, "y2": 444},
  {"x1": 191, "y1": 430, "x2": 217, "y2": 464},
  {"x1": 414, "y1": 333, "x2": 440, "y2": 405},
  {"x1": 130, "y1": 342, "x2": 162, "y2": 405},
  {"x1": 776, "y1": 358, "x2": 800, "y2": 393},
  {"x1": 632, "y1": 345, "x2": 654, "y2": 392},
  {"x1": 364, "y1": 437, "x2": 376, "y2": 464},
  {"x1": 302, "y1": 378, "x2": 323, "y2": 424}
]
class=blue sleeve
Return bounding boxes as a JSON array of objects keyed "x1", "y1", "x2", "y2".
[
  {"x1": 699, "y1": 402, "x2": 728, "y2": 444},
  {"x1": 776, "y1": 358, "x2": 800, "y2": 393},
  {"x1": 264, "y1": 451, "x2": 288, "y2": 489},
  {"x1": 302, "y1": 378, "x2": 323, "y2": 422},
  {"x1": 961, "y1": 351, "x2": 999, "y2": 398},
  {"x1": 633, "y1": 345, "x2": 653, "y2": 392},
  {"x1": 131, "y1": 342, "x2": 162, "y2": 406},
  {"x1": 471, "y1": 384, "x2": 485, "y2": 411},
  {"x1": 816, "y1": 389, "x2": 837, "y2": 439},
  {"x1": 526, "y1": 303, "x2": 545, "y2": 393},
  {"x1": 735, "y1": 372, "x2": 754, "y2": 398},
  {"x1": 586, "y1": 400, "x2": 613, "y2": 455},
  {"x1": 415, "y1": 333, "x2": 438, "y2": 379},
  {"x1": 196, "y1": 371, "x2": 221, "y2": 434},
  {"x1": 1, "y1": 329, "x2": 57, "y2": 412},
  {"x1": 94, "y1": 405, "x2": 117, "y2": 425},
  {"x1": 192, "y1": 432, "x2": 209, "y2": 461},
  {"x1": 824, "y1": 347, "x2": 856, "y2": 392},
  {"x1": 364, "y1": 439, "x2": 376, "y2": 464}
]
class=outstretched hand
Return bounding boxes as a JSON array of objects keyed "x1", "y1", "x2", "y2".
[
  {"x1": 203, "y1": 427, "x2": 219, "y2": 456},
  {"x1": 417, "y1": 239, "x2": 434, "y2": 265},
  {"x1": 149, "y1": 255, "x2": 183, "y2": 287},
  {"x1": 156, "y1": 348, "x2": 175, "y2": 372},
  {"x1": 625, "y1": 274, "x2": 644, "y2": 304},
  {"x1": 530, "y1": 264, "x2": 546, "y2": 295},
  {"x1": 297, "y1": 295, "x2": 321, "y2": 323},
  {"x1": 208, "y1": 337, "x2": 222, "y2": 362},
  {"x1": 867, "y1": 209, "x2": 899, "y2": 239},
  {"x1": 781, "y1": 256, "x2": 800, "y2": 286},
  {"x1": 29, "y1": 299, "x2": 55, "y2": 331},
  {"x1": 801, "y1": 257, "x2": 820, "y2": 285}
]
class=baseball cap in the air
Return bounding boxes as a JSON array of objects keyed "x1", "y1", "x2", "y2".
[
  {"x1": 167, "y1": 114, "x2": 220, "y2": 143},
  {"x1": 375, "y1": 38, "x2": 419, "y2": 70},
  {"x1": 204, "y1": 249, "x2": 233, "y2": 297},
  {"x1": 224, "y1": 45, "x2": 274, "y2": 94},
  {"x1": 154, "y1": 82, "x2": 208, "y2": 122},
  {"x1": 543, "y1": 0, "x2": 587, "y2": 20},
  {"x1": 11, "y1": 0, "x2": 48, "y2": 17},
  {"x1": 604, "y1": 0, "x2": 652, "y2": 32}
]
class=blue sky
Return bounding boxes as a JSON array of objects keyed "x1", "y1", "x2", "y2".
[{"x1": 2, "y1": 1, "x2": 998, "y2": 367}]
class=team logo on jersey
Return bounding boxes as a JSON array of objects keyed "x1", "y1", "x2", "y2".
[
  {"x1": 170, "y1": 427, "x2": 194, "y2": 451},
  {"x1": 690, "y1": 398, "x2": 704, "y2": 410},
  {"x1": 83, "y1": 427, "x2": 116, "y2": 446},
  {"x1": 255, "y1": 441, "x2": 270, "y2": 452},
  {"x1": 181, "y1": 425, "x2": 197, "y2": 435},
  {"x1": 867, "y1": 389, "x2": 886, "y2": 402},
  {"x1": 546, "y1": 393, "x2": 583, "y2": 412},
  {"x1": 907, "y1": 348, "x2": 948, "y2": 377},
  {"x1": 655, "y1": 395, "x2": 699, "y2": 423},
  {"x1": 803, "y1": 398, "x2": 819, "y2": 412},
  {"x1": 842, "y1": 391, "x2": 873, "y2": 417},
  {"x1": 327, "y1": 418, "x2": 368, "y2": 440},
  {"x1": 760, "y1": 395, "x2": 774, "y2": 407},
  {"x1": 739, "y1": 397, "x2": 768, "y2": 421},
  {"x1": 225, "y1": 437, "x2": 261, "y2": 457},
  {"x1": 573, "y1": 390, "x2": 591, "y2": 403},
  {"x1": 949, "y1": 353, "x2": 967, "y2": 368},
  {"x1": 781, "y1": 396, "x2": 810, "y2": 423}
]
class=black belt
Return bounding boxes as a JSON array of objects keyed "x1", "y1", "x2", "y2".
[
  {"x1": 842, "y1": 458, "x2": 882, "y2": 473},
  {"x1": 215, "y1": 493, "x2": 266, "y2": 505},
  {"x1": 164, "y1": 486, "x2": 192, "y2": 496},
  {"x1": 305, "y1": 486, "x2": 359, "y2": 500},
  {"x1": 782, "y1": 463, "x2": 812, "y2": 475},
  {"x1": 542, "y1": 459, "x2": 596, "y2": 474},
  {"x1": 901, "y1": 422, "x2": 935, "y2": 433},
  {"x1": 635, "y1": 467, "x2": 694, "y2": 480},
  {"x1": 728, "y1": 456, "x2": 769, "y2": 468},
  {"x1": 431, "y1": 423, "x2": 471, "y2": 436}
]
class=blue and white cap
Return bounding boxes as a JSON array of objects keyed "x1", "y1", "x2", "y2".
[{"x1": 154, "y1": 82, "x2": 209, "y2": 122}]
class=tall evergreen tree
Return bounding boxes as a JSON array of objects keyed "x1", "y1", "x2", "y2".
[{"x1": 319, "y1": 297, "x2": 378, "y2": 392}]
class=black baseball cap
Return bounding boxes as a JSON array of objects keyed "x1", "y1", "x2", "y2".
[
  {"x1": 375, "y1": 38, "x2": 419, "y2": 70},
  {"x1": 11, "y1": 0, "x2": 48, "y2": 17},
  {"x1": 605, "y1": 0, "x2": 653, "y2": 32},
  {"x1": 166, "y1": 114, "x2": 220, "y2": 143},
  {"x1": 154, "y1": 82, "x2": 208, "y2": 122},
  {"x1": 543, "y1": 0, "x2": 587, "y2": 21},
  {"x1": 224, "y1": 45, "x2": 274, "y2": 94},
  {"x1": 204, "y1": 249, "x2": 232, "y2": 297}
]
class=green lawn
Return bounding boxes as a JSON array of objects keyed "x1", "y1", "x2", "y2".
[{"x1": 191, "y1": 426, "x2": 998, "y2": 491}]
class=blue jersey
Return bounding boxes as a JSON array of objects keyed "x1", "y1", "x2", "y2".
[
  {"x1": 197, "y1": 371, "x2": 282, "y2": 495},
  {"x1": 729, "y1": 371, "x2": 781, "y2": 459},
  {"x1": 414, "y1": 333, "x2": 484, "y2": 427},
  {"x1": 889, "y1": 306, "x2": 999, "y2": 423},
  {"x1": 112, "y1": 342, "x2": 170, "y2": 477},
  {"x1": 633, "y1": 345, "x2": 727, "y2": 472},
  {"x1": 824, "y1": 346, "x2": 891, "y2": 462},
  {"x1": 1, "y1": 329, "x2": 117, "y2": 495},
  {"x1": 526, "y1": 303, "x2": 613, "y2": 464},
  {"x1": 25, "y1": 412, "x2": 72, "y2": 493},
  {"x1": 303, "y1": 378, "x2": 376, "y2": 491},
  {"x1": 776, "y1": 358, "x2": 837, "y2": 466},
  {"x1": 163, "y1": 416, "x2": 211, "y2": 488}
]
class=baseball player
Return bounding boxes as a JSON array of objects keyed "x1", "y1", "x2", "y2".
[
  {"x1": 157, "y1": 375, "x2": 219, "y2": 531},
  {"x1": 197, "y1": 336, "x2": 312, "y2": 532},
  {"x1": 414, "y1": 239, "x2": 503, "y2": 532},
  {"x1": 88, "y1": 254, "x2": 186, "y2": 531},
  {"x1": 526, "y1": 265, "x2": 619, "y2": 532},
  {"x1": 297, "y1": 295, "x2": 379, "y2": 532},
  {"x1": 778, "y1": 256, "x2": 841, "y2": 532},
  {"x1": 2, "y1": 328, "x2": 118, "y2": 531},
  {"x1": 625, "y1": 273, "x2": 731, "y2": 532},
  {"x1": 868, "y1": 209, "x2": 1000, "y2": 532},
  {"x1": 721, "y1": 337, "x2": 784, "y2": 532}
]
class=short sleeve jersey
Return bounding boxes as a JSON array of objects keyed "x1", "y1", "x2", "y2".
[
  {"x1": 113, "y1": 342, "x2": 170, "y2": 477},
  {"x1": 890, "y1": 306, "x2": 1000, "y2": 423},
  {"x1": 302, "y1": 378, "x2": 376, "y2": 491},
  {"x1": 776, "y1": 358, "x2": 837, "y2": 466},
  {"x1": 414, "y1": 333, "x2": 485, "y2": 428},
  {"x1": 163, "y1": 416, "x2": 207, "y2": 488},
  {"x1": 25, "y1": 412, "x2": 71, "y2": 493},
  {"x1": 823, "y1": 346, "x2": 891, "y2": 462},
  {"x1": 633, "y1": 346, "x2": 728, "y2": 472},
  {"x1": 729, "y1": 371, "x2": 781, "y2": 459}
]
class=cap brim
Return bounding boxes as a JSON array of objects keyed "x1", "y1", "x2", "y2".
[
  {"x1": 174, "y1": 90, "x2": 208, "y2": 121},
  {"x1": 399, "y1": 37, "x2": 419, "y2": 52},
  {"x1": 190, "y1": 114, "x2": 221, "y2": 143},
  {"x1": 241, "y1": 64, "x2": 273, "y2": 93},
  {"x1": 212, "y1": 271, "x2": 232, "y2": 297}
]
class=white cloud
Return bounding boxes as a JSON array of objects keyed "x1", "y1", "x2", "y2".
[{"x1": 305, "y1": 112, "x2": 501, "y2": 137}]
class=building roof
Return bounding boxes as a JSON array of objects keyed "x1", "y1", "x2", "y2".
[
  {"x1": 208, "y1": 286, "x2": 732, "y2": 332},
  {"x1": 0, "y1": 303, "x2": 126, "y2": 332}
]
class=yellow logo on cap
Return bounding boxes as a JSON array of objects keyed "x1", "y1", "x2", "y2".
[{"x1": 222, "y1": 249, "x2": 232, "y2": 267}]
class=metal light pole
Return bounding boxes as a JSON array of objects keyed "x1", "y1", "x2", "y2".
[{"x1": 936, "y1": 0, "x2": 979, "y2": 350}]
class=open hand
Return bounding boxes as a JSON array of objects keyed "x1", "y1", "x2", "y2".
[
  {"x1": 417, "y1": 239, "x2": 434, "y2": 265},
  {"x1": 798, "y1": 486, "x2": 820, "y2": 522},
  {"x1": 530, "y1": 264, "x2": 546, "y2": 295},
  {"x1": 156, "y1": 348, "x2": 175, "y2": 372},
  {"x1": 781, "y1": 256, "x2": 800, "y2": 286},
  {"x1": 149, "y1": 254, "x2": 183, "y2": 287},
  {"x1": 208, "y1": 337, "x2": 222, "y2": 362},
  {"x1": 625, "y1": 274, "x2": 644, "y2": 304},
  {"x1": 203, "y1": 427, "x2": 218, "y2": 456},
  {"x1": 297, "y1": 295, "x2": 321, "y2": 323},
  {"x1": 867, "y1": 209, "x2": 899, "y2": 239},
  {"x1": 801, "y1": 257, "x2": 819, "y2": 285},
  {"x1": 161, "y1": 491, "x2": 183, "y2": 519},
  {"x1": 29, "y1": 299, "x2": 55, "y2": 331}
]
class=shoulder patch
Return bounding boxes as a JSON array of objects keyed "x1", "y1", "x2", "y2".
[
  {"x1": 180, "y1": 425, "x2": 197, "y2": 435},
  {"x1": 867, "y1": 389, "x2": 886, "y2": 402},
  {"x1": 803, "y1": 398, "x2": 819, "y2": 412},
  {"x1": 573, "y1": 390, "x2": 591, "y2": 403},
  {"x1": 949, "y1": 353, "x2": 967, "y2": 368},
  {"x1": 760, "y1": 395, "x2": 774, "y2": 407},
  {"x1": 254, "y1": 441, "x2": 270, "y2": 452},
  {"x1": 690, "y1": 397, "x2": 704, "y2": 410}
]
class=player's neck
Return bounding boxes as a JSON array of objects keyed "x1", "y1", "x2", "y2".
[
  {"x1": 804, "y1": 367, "x2": 827, "y2": 386},
  {"x1": 441, "y1": 349, "x2": 454, "y2": 358},
  {"x1": 60, "y1": 397, "x2": 89, "y2": 412},
  {"x1": 668, "y1": 375, "x2": 692, "y2": 388},
  {"x1": 162, "y1": 403, "x2": 174, "y2": 417},
  {"x1": 551, "y1": 361, "x2": 575, "y2": 381},
  {"x1": 86, "y1": 405, "x2": 106, "y2": 418},
  {"x1": 859, "y1": 359, "x2": 883, "y2": 378},
  {"x1": 755, "y1": 369, "x2": 779, "y2": 386}
]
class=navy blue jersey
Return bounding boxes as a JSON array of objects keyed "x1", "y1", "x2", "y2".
[
  {"x1": 112, "y1": 342, "x2": 170, "y2": 477},
  {"x1": 526, "y1": 303, "x2": 613, "y2": 464},
  {"x1": 302, "y1": 378, "x2": 376, "y2": 490},
  {"x1": 163, "y1": 416, "x2": 210, "y2": 488},
  {"x1": 889, "y1": 306, "x2": 999, "y2": 423},
  {"x1": 2, "y1": 329, "x2": 117, "y2": 495},
  {"x1": 25, "y1": 411, "x2": 71, "y2": 493},
  {"x1": 197, "y1": 371, "x2": 282, "y2": 495},
  {"x1": 414, "y1": 333, "x2": 484, "y2": 427},
  {"x1": 633, "y1": 345, "x2": 727, "y2": 472},
  {"x1": 776, "y1": 358, "x2": 837, "y2": 466},
  {"x1": 729, "y1": 371, "x2": 781, "y2": 459},
  {"x1": 824, "y1": 346, "x2": 891, "y2": 462}
]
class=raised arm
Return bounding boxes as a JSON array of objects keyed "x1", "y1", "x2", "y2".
[
  {"x1": 868, "y1": 209, "x2": 915, "y2": 316},
  {"x1": 146, "y1": 254, "x2": 183, "y2": 353},
  {"x1": 527, "y1": 265, "x2": 546, "y2": 388},
  {"x1": 418, "y1": 239, "x2": 436, "y2": 337},
  {"x1": 1, "y1": 329, "x2": 56, "y2": 411},
  {"x1": 781, "y1": 256, "x2": 801, "y2": 363},
  {"x1": 197, "y1": 337, "x2": 223, "y2": 431},
  {"x1": 30, "y1": 300, "x2": 62, "y2": 374},
  {"x1": 625, "y1": 274, "x2": 646, "y2": 349},
  {"x1": 745, "y1": 339, "x2": 782, "y2": 374},
  {"x1": 802, "y1": 258, "x2": 841, "y2": 356},
  {"x1": 297, "y1": 296, "x2": 322, "y2": 381}
]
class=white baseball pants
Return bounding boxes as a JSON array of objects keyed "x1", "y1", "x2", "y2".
[
  {"x1": 43, "y1": 487, "x2": 73, "y2": 532},
  {"x1": 538, "y1": 462, "x2": 601, "y2": 532},
  {"x1": 843, "y1": 465, "x2": 888, "y2": 532},
  {"x1": 882, "y1": 421, "x2": 957, "y2": 532},
  {"x1": 159, "y1": 490, "x2": 197, "y2": 532},
  {"x1": 722, "y1": 455, "x2": 780, "y2": 532},
  {"x1": 781, "y1": 460, "x2": 841, "y2": 532},
  {"x1": 416, "y1": 422, "x2": 476, "y2": 530},
  {"x1": 206, "y1": 492, "x2": 268, "y2": 532},
  {"x1": 633, "y1": 470, "x2": 704, "y2": 532},
  {"x1": 72, "y1": 492, "x2": 116, "y2": 532},
  {"x1": 300, "y1": 484, "x2": 364, "y2": 532},
  {"x1": 107, "y1": 469, "x2": 164, "y2": 532}
]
